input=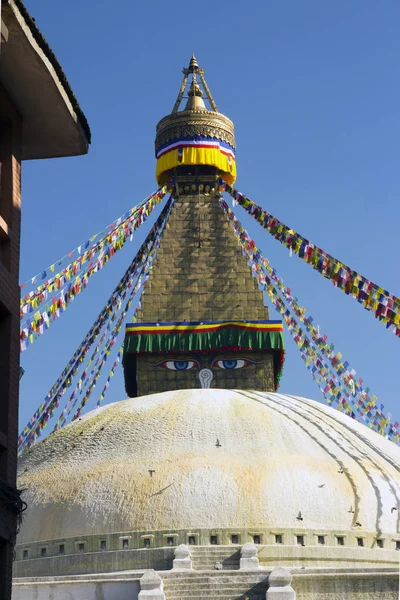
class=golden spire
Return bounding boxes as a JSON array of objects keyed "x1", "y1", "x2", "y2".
[
  {"x1": 155, "y1": 56, "x2": 236, "y2": 186},
  {"x1": 188, "y1": 53, "x2": 198, "y2": 71},
  {"x1": 172, "y1": 54, "x2": 218, "y2": 114}
]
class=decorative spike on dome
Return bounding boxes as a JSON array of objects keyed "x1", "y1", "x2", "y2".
[
  {"x1": 155, "y1": 56, "x2": 236, "y2": 186},
  {"x1": 171, "y1": 54, "x2": 218, "y2": 114},
  {"x1": 188, "y1": 53, "x2": 199, "y2": 72}
]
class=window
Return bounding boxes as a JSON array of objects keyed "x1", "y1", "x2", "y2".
[
  {"x1": 296, "y1": 535, "x2": 304, "y2": 546},
  {"x1": 253, "y1": 535, "x2": 261, "y2": 545},
  {"x1": 122, "y1": 538, "x2": 129, "y2": 549},
  {"x1": 317, "y1": 535, "x2": 325, "y2": 545},
  {"x1": 396, "y1": 541, "x2": 400, "y2": 551},
  {"x1": 231, "y1": 534, "x2": 239, "y2": 544},
  {"x1": 275, "y1": 534, "x2": 283, "y2": 544},
  {"x1": 41, "y1": 547, "x2": 47, "y2": 557},
  {"x1": 377, "y1": 539, "x2": 384, "y2": 549},
  {"x1": 59, "y1": 544, "x2": 65, "y2": 555},
  {"x1": 144, "y1": 538, "x2": 151, "y2": 548},
  {"x1": 188, "y1": 536, "x2": 196, "y2": 545},
  {"x1": 357, "y1": 538, "x2": 364, "y2": 547},
  {"x1": 166, "y1": 537, "x2": 174, "y2": 547},
  {"x1": 100, "y1": 540, "x2": 106, "y2": 551},
  {"x1": 78, "y1": 543, "x2": 85, "y2": 553},
  {"x1": 210, "y1": 535, "x2": 218, "y2": 545},
  {"x1": 23, "y1": 550, "x2": 28, "y2": 560},
  {"x1": 336, "y1": 536, "x2": 345, "y2": 546}
]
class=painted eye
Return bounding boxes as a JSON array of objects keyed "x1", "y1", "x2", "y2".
[
  {"x1": 214, "y1": 359, "x2": 246, "y2": 370},
  {"x1": 161, "y1": 361, "x2": 196, "y2": 371}
]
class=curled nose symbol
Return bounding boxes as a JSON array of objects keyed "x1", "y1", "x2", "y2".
[{"x1": 199, "y1": 368, "x2": 213, "y2": 389}]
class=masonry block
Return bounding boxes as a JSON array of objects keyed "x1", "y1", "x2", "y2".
[{"x1": 267, "y1": 568, "x2": 296, "y2": 600}]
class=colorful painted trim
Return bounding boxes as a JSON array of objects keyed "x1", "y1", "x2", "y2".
[
  {"x1": 156, "y1": 143, "x2": 236, "y2": 186},
  {"x1": 123, "y1": 320, "x2": 285, "y2": 390},
  {"x1": 125, "y1": 320, "x2": 283, "y2": 338},
  {"x1": 156, "y1": 136, "x2": 236, "y2": 159}
]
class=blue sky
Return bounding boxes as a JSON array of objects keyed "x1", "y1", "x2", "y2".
[{"x1": 19, "y1": 1, "x2": 399, "y2": 436}]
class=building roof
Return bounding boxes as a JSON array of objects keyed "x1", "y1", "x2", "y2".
[
  {"x1": 0, "y1": 0, "x2": 90, "y2": 159},
  {"x1": 17, "y1": 389, "x2": 400, "y2": 570}
]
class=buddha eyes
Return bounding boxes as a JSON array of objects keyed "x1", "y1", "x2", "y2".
[
  {"x1": 159, "y1": 360, "x2": 196, "y2": 371},
  {"x1": 213, "y1": 359, "x2": 247, "y2": 370},
  {"x1": 155, "y1": 358, "x2": 255, "y2": 371}
]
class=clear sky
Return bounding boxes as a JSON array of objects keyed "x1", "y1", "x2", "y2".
[{"x1": 19, "y1": 0, "x2": 399, "y2": 436}]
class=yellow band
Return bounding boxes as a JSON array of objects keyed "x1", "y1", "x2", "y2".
[{"x1": 156, "y1": 146, "x2": 237, "y2": 185}]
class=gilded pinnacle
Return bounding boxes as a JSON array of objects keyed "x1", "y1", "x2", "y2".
[{"x1": 189, "y1": 53, "x2": 198, "y2": 72}]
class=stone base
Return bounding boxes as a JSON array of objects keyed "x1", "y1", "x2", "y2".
[
  {"x1": 139, "y1": 569, "x2": 165, "y2": 600},
  {"x1": 173, "y1": 558, "x2": 192, "y2": 570},
  {"x1": 240, "y1": 556, "x2": 261, "y2": 570},
  {"x1": 267, "y1": 568, "x2": 295, "y2": 600}
]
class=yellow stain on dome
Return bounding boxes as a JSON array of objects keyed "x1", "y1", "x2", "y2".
[{"x1": 17, "y1": 389, "x2": 400, "y2": 544}]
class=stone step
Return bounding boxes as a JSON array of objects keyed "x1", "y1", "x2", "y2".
[
  {"x1": 163, "y1": 570, "x2": 266, "y2": 578},
  {"x1": 164, "y1": 579, "x2": 267, "y2": 590},
  {"x1": 164, "y1": 593, "x2": 265, "y2": 600},
  {"x1": 190, "y1": 550, "x2": 241, "y2": 555},
  {"x1": 164, "y1": 587, "x2": 266, "y2": 595},
  {"x1": 165, "y1": 596, "x2": 265, "y2": 600},
  {"x1": 162, "y1": 572, "x2": 268, "y2": 600},
  {"x1": 192, "y1": 559, "x2": 241, "y2": 569},
  {"x1": 162, "y1": 573, "x2": 267, "y2": 582},
  {"x1": 163, "y1": 577, "x2": 267, "y2": 583}
]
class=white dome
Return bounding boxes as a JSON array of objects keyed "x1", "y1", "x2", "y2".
[{"x1": 17, "y1": 389, "x2": 400, "y2": 544}]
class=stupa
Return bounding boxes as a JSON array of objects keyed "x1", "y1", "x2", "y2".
[{"x1": 12, "y1": 57, "x2": 400, "y2": 600}]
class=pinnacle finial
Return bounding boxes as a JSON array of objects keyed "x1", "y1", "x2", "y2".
[
  {"x1": 171, "y1": 55, "x2": 218, "y2": 113},
  {"x1": 189, "y1": 54, "x2": 198, "y2": 72}
]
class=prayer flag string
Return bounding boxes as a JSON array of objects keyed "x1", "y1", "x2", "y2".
[
  {"x1": 53, "y1": 198, "x2": 174, "y2": 431},
  {"x1": 18, "y1": 196, "x2": 174, "y2": 453},
  {"x1": 19, "y1": 187, "x2": 165, "y2": 290},
  {"x1": 96, "y1": 346, "x2": 123, "y2": 408},
  {"x1": 20, "y1": 188, "x2": 164, "y2": 312},
  {"x1": 219, "y1": 180, "x2": 400, "y2": 337},
  {"x1": 19, "y1": 186, "x2": 169, "y2": 351},
  {"x1": 220, "y1": 197, "x2": 400, "y2": 444}
]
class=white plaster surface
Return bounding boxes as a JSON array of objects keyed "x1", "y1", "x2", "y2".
[
  {"x1": 12, "y1": 580, "x2": 140, "y2": 600},
  {"x1": 17, "y1": 390, "x2": 400, "y2": 543}
]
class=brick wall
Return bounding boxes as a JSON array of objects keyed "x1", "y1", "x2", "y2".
[
  {"x1": 0, "y1": 83, "x2": 22, "y2": 600},
  {"x1": 138, "y1": 193, "x2": 269, "y2": 323},
  {"x1": 133, "y1": 192, "x2": 276, "y2": 396}
]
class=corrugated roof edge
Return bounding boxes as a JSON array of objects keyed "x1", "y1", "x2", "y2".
[{"x1": 11, "y1": 0, "x2": 91, "y2": 144}]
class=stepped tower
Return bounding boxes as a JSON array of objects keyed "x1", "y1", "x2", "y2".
[{"x1": 123, "y1": 56, "x2": 284, "y2": 397}]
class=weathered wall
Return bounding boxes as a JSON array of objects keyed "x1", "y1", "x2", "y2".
[
  {"x1": 0, "y1": 81, "x2": 22, "y2": 600},
  {"x1": 14, "y1": 539, "x2": 400, "y2": 578},
  {"x1": 15, "y1": 547, "x2": 174, "y2": 577},
  {"x1": 136, "y1": 351, "x2": 275, "y2": 396},
  {"x1": 12, "y1": 579, "x2": 140, "y2": 600},
  {"x1": 293, "y1": 571, "x2": 399, "y2": 599},
  {"x1": 12, "y1": 569, "x2": 399, "y2": 600}
]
